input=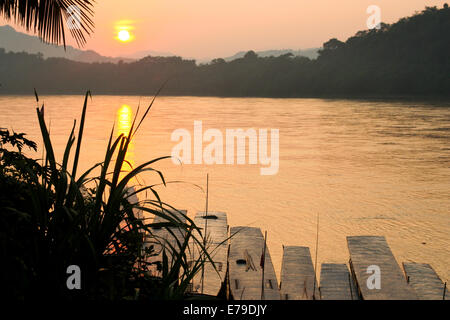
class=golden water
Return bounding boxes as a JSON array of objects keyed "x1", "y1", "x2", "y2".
[{"x1": 1, "y1": 95, "x2": 449, "y2": 282}]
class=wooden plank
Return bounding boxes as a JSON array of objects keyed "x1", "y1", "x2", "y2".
[
  {"x1": 145, "y1": 209, "x2": 187, "y2": 277},
  {"x1": 347, "y1": 236, "x2": 417, "y2": 300},
  {"x1": 279, "y1": 246, "x2": 318, "y2": 300},
  {"x1": 319, "y1": 263, "x2": 358, "y2": 300},
  {"x1": 190, "y1": 211, "x2": 229, "y2": 296},
  {"x1": 403, "y1": 262, "x2": 447, "y2": 300},
  {"x1": 229, "y1": 227, "x2": 280, "y2": 300},
  {"x1": 124, "y1": 186, "x2": 144, "y2": 220},
  {"x1": 124, "y1": 186, "x2": 148, "y2": 268}
]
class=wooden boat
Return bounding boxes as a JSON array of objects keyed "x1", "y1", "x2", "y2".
[{"x1": 228, "y1": 226, "x2": 280, "y2": 300}]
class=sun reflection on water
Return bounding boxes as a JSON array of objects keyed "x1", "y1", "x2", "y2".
[{"x1": 116, "y1": 104, "x2": 135, "y2": 175}]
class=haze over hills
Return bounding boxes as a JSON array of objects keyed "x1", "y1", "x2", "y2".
[
  {"x1": 0, "y1": 25, "x2": 162, "y2": 63},
  {"x1": 0, "y1": 25, "x2": 319, "y2": 64},
  {"x1": 124, "y1": 49, "x2": 175, "y2": 60}
]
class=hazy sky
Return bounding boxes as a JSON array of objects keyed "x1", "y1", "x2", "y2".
[{"x1": 1, "y1": 0, "x2": 446, "y2": 59}]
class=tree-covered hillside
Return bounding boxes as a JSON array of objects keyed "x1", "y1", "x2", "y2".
[{"x1": 0, "y1": 5, "x2": 449, "y2": 97}]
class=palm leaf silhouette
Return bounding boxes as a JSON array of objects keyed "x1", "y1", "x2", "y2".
[{"x1": 0, "y1": 0, "x2": 95, "y2": 47}]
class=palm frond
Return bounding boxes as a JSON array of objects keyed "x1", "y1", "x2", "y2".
[{"x1": 0, "y1": 0, "x2": 95, "y2": 47}]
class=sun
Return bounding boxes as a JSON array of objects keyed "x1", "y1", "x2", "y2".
[
  {"x1": 118, "y1": 30, "x2": 131, "y2": 42},
  {"x1": 115, "y1": 20, "x2": 135, "y2": 43}
]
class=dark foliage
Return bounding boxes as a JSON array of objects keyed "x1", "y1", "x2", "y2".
[{"x1": 0, "y1": 93, "x2": 215, "y2": 300}]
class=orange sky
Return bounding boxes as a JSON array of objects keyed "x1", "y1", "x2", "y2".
[{"x1": 0, "y1": 0, "x2": 446, "y2": 59}]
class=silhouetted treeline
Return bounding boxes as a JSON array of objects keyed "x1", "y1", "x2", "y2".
[{"x1": 0, "y1": 6, "x2": 449, "y2": 97}]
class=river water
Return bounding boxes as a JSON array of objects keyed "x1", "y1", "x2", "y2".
[{"x1": 1, "y1": 95, "x2": 449, "y2": 282}]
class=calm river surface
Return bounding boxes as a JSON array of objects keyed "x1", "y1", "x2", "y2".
[{"x1": 1, "y1": 95, "x2": 449, "y2": 282}]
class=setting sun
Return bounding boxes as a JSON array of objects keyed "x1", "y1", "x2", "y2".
[
  {"x1": 114, "y1": 20, "x2": 135, "y2": 43},
  {"x1": 118, "y1": 30, "x2": 130, "y2": 42}
]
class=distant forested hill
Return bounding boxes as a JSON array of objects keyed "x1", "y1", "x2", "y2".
[
  {"x1": 0, "y1": 25, "x2": 135, "y2": 64},
  {"x1": 221, "y1": 48, "x2": 319, "y2": 62},
  {"x1": 0, "y1": 6, "x2": 449, "y2": 97}
]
